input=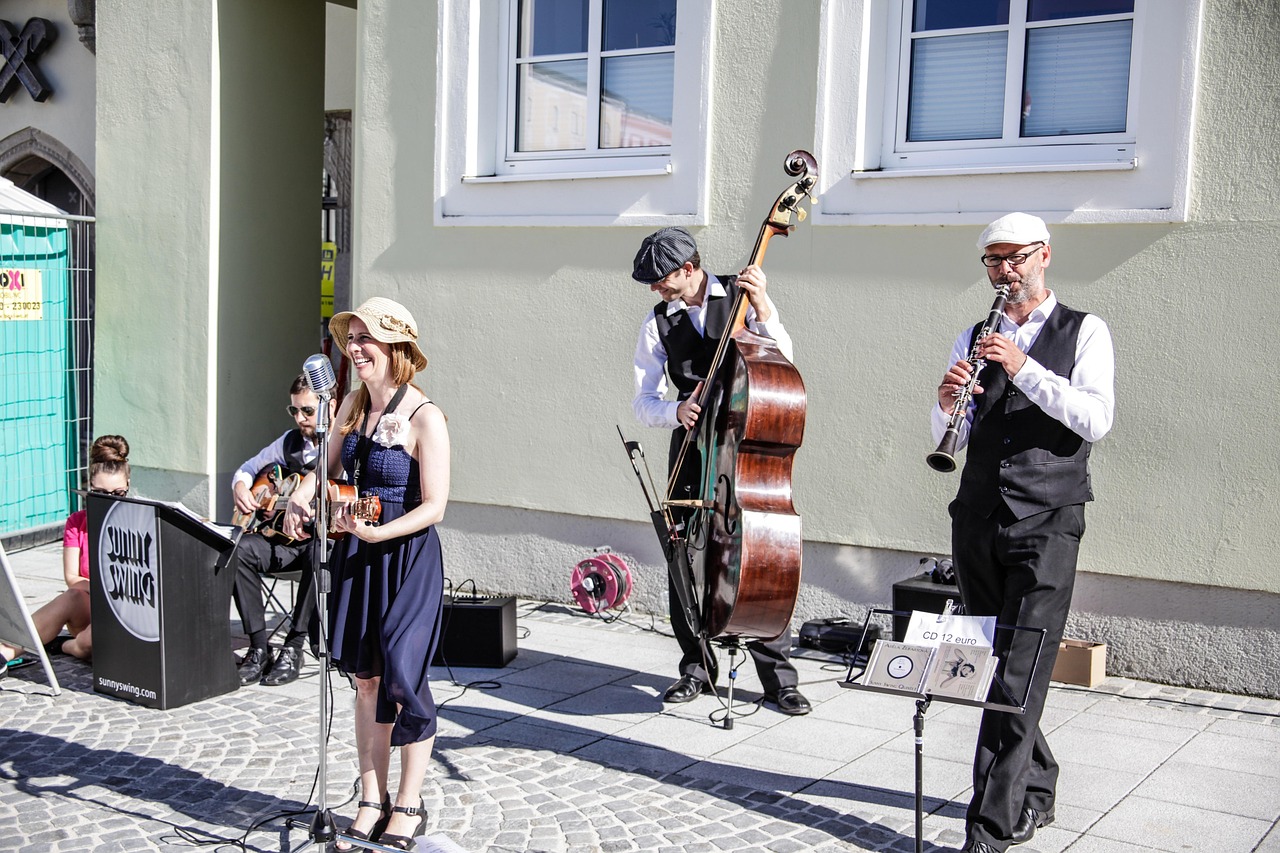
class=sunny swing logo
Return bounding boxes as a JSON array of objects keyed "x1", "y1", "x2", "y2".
[{"x1": 98, "y1": 500, "x2": 161, "y2": 642}]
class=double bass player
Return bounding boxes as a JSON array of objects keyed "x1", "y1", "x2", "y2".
[{"x1": 630, "y1": 226, "x2": 811, "y2": 716}]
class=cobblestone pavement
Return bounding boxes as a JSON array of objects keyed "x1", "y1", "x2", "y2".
[{"x1": 2, "y1": 544, "x2": 1279, "y2": 852}]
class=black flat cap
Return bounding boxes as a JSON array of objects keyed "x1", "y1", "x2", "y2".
[{"x1": 632, "y1": 226, "x2": 698, "y2": 284}]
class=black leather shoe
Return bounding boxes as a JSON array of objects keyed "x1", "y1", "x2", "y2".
[
  {"x1": 663, "y1": 675, "x2": 713, "y2": 703},
  {"x1": 262, "y1": 645, "x2": 303, "y2": 686},
  {"x1": 769, "y1": 685, "x2": 812, "y2": 716},
  {"x1": 1011, "y1": 805, "x2": 1055, "y2": 844},
  {"x1": 237, "y1": 647, "x2": 274, "y2": 685}
]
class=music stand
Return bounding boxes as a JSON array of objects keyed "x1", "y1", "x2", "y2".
[{"x1": 839, "y1": 608, "x2": 1045, "y2": 853}]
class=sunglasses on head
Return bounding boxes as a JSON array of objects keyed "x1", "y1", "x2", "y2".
[
  {"x1": 91, "y1": 487, "x2": 130, "y2": 497},
  {"x1": 287, "y1": 405, "x2": 317, "y2": 417}
]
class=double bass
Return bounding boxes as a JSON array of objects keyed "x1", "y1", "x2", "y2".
[{"x1": 670, "y1": 149, "x2": 818, "y2": 642}]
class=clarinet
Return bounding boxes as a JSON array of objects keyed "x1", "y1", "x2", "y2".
[{"x1": 927, "y1": 282, "x2": 1011, "y2": 473}]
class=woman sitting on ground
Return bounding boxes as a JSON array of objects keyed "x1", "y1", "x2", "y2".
[{"x1": 1, "y1": 434, "x2": 131, "y2": 674}]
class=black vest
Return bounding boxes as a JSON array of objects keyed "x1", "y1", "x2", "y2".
[
  {"x1": 956, "y1": 303, "x2": 1093, "y2": 520},
  {"x1": 653, "y1": 274, "x2": 739, "y2": 400},
  {"x1": 281, "y1": 429, "x2": 317, "y2": 477}
]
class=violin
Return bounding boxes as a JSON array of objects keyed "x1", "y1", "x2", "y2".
[{"x1": 672, "y1": 149, "x2": 818, "y2": 642}]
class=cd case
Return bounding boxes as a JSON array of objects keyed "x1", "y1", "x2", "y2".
[
  {"x1": 862, "y1": 639, "x2": 999, "y2": 700},
  {"x1": 862, "y1": 640, "x2": 935, "y2": 694},
  {"x1": 923, "y1": 642, "x2": 998, "y2": 701}
]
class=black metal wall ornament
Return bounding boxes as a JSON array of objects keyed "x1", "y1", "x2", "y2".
[{"x1": 0, "y1": 18, "x2": 58, "y2": 103}]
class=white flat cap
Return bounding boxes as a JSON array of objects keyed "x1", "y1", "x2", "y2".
[{"x1": 977, "y1": 212, "x2": 1051, "y2": 248}]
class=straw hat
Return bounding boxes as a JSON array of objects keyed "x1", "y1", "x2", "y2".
[{"x1": 329, "y1": 297, "x2": 428, "y2": 371}]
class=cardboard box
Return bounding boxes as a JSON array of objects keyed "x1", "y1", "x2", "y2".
[{"x1": 1051, "y1": 638, "x2": 1106, "y2": 687}]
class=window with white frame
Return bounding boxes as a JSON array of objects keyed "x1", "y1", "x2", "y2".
[
  {"x1": 506, "y1": 0, "x2": 676, "y2": 167},
  {"x1": 811, "y1": 0, "x2": 1204, "y2": 224},
  {"x1": 894, "y1": 0, "x2": 1136, "y2": 167},
  {"x1": 436, "y1": 0, "x2": 713, "y2": 225}
]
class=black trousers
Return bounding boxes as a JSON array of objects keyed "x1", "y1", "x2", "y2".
[
  {"x1": 667, "y1": 428, "x2": 799, "y2": 695},
  {"x1": 230, "y1": 532, "x2": 316, "y2": 649},
  {"x1": 950, "y1": 500, "x2": 1084, "y2": 851}
]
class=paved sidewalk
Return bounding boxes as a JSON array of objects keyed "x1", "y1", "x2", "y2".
[{"x1": 2, "y1": 541, "x2": 1278, "y2": 852}]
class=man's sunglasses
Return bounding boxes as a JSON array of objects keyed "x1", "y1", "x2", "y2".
[{"x1": 287, "y1": 405, "x2": 317, "y2": 417}]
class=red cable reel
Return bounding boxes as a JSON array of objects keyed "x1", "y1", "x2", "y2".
[{"x1": 570, "y1": 552, "x2": 634, "y2": 615}]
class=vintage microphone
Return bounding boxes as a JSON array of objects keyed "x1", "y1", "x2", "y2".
[
  {"x1": 299, "y1": 353, "x2": 338, "y2": 849},
  {"x1": 304, "y1": 352, "x2": 338, "y2": 400}
]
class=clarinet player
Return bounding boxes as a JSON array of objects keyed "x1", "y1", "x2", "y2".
[{"x1": 932, "y1": 213, "x2": 1115, "y2": 852}]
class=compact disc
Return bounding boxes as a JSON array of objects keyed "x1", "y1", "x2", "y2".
[{"x1": 887, "y1": 655, "x2": 915, "y2": 679}]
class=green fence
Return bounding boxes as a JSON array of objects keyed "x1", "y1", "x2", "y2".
[{"x1": 0, "y1": 210, "x2": 92, "y2": 538}]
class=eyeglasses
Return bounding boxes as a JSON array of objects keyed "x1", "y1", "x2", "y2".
[
  {"x1": 287, "y1": 405, "x2": 317, "y2": 417},
  {"x1": 981, "y1": 244, "x2": 1045, "y2": 268},
  {"x1": 91, "y1": 487, "x2": 130, "y2": 497}
]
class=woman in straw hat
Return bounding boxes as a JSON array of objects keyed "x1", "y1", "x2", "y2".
[{"x1": 283, "y1": 297, "x2": 448, "y2": 850}]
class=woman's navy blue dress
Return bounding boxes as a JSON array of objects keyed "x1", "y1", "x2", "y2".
[{"x1": 330, "y1": 423, "x2": 444, "y2": 746}]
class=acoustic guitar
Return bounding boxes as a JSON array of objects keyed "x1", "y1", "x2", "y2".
[
  {"x1": 324, "y1": 482, "x2": 382, "y2": 540},
  {"x1": 234, "y1": 467, "x2": 379, "y2": 543},
  {"x1": 231, "y1": 464, "x2": 302, "y2": 535}
]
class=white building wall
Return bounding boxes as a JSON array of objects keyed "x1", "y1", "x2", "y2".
[
  {"x1": 347, "y1": 1, "x2": 1280, "y2": 695},
  {"x1": 86, "y1": 1, "x2": 1276, "y2": 695}
]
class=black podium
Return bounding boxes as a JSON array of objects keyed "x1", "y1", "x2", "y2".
[{"x1": 88, "y1": 493, "x2": 241, "y2": 709}]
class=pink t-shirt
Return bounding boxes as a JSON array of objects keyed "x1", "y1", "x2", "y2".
[{"x1": 63, "y1": 510, "x2": 89, "y2": 579}]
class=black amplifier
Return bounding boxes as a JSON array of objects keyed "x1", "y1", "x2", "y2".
[
  {"x1": 891, "y1": 573, "x2": 961, "y2": 641},
  {"x1": 432, "y1": 595, "x2": 518, "y2": 668}
]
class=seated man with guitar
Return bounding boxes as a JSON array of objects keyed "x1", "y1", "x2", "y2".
[{"x1": 229, "y1": 374, "x2": 332, "y2": 686}]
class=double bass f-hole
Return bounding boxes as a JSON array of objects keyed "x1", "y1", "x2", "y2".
[{"x1": 716, "y1": 473, "x2": 738, "y2": 535}]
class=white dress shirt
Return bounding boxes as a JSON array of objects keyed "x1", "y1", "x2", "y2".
[
  {"x1": 232, "y1": 430, "x2": 320, "y2": 490},
  {"x1": 633, "y1": 275, "x2": 794, "y2": 429},
  {"x1": 931, "y1": 291, "x2": 1115, "y2": 449}
]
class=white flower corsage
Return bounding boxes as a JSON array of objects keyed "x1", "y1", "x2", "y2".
[{"x1": 372, "y1": 413, "x2": 410, "y2": 448}]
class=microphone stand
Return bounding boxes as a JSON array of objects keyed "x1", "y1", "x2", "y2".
[{"x1": 299, "y1": 387, "x2": 337, "y2": 849}]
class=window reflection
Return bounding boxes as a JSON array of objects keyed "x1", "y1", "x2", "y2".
[
  {"x1": 517, "y1": 61, "x2": 588, "y2": 152},
  {"x1": 1028, "y1": 0, "x2": 1133, "y2": 22},
  {"x1": 913, "y1": 0, "x2": 1009, "y2": 32},
  {"x1": 603, "y1": 0, "x2": 676, "y2": 50},
  {"x1": 518, "y1": 0, "x2": 588, "y2": 57},
  {"x1": 600, "y1": 54, "x2": 674, "y2": 148}
]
